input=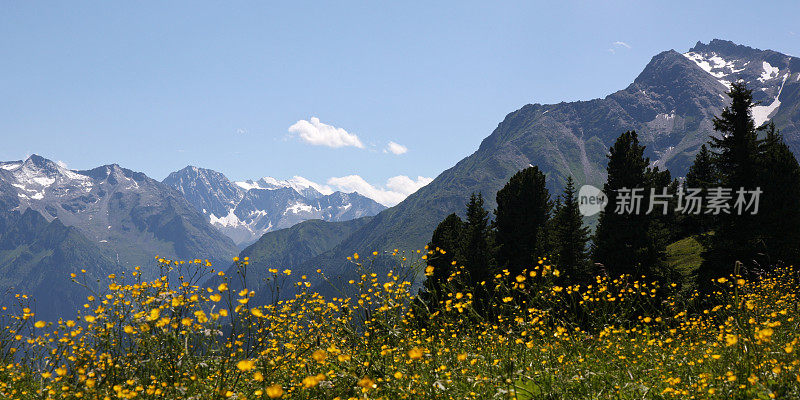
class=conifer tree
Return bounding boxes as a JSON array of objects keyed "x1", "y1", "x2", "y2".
[
  {"x1": 755, "y1": 123, "x2": 800, "y2": 266},
  {"x1": 422, "y1": 213, "x2": 463, "y2": 301},
  {"x1": 709, "y1": 82, "x2": 762, "y2": 190},
  {"x1": 685, "y1": 144, "x2": 717, "y2": 189},
  {"x1": 460, "y1": 193, "x2": 494, "y2": 284},
  {"x1": 682, "y1": 144, "x2": 717, "y2": 235},
  {"x1": 494, "y1": 166, "x2": 551, "y2": 276},
  {"x1": 646, "y1": 166, "x2": 676, "y2": 246},
  {"x1": 592, "y1": 131, "x2": 666, "y2": 276},
  {"x1": 701, "y1": 82, "x2": 763, "y2": 281},
  {"x1": 552, "y1": 176, "x2": 590, "y2": 280},
  {"x1": 459, "y1": 193, "x2": 495, "y2": 311}
]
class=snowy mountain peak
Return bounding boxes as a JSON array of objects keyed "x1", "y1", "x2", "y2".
[
  {"x1": 166, "y1": 167, "x2": 385, "y2": 246},
  {"x1": 682, "y1": 39, "x2": 794, "y2": 127},
  {"x1": 0, "y1": 155, "x2": 93, "y2": 202},
  {"x1": 682, "y1": 51, "x2": 741, "y2": 89},
  {"x1": 18, "y1": 154, "x2": 83, "y2": 180},
  {"x1": 0, "y1": 155, "x2": 238, "y2": 270},
  {"x1": 234, "y1": 176, "x2": 331, "y2": 199}
]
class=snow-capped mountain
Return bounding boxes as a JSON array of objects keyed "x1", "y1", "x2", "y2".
[
  {"x1": 0, "y1": 155, "x2": 238, "y2": 274},
  {"x1": 682, "y1": 39, "x2": 796, "y2": 129},
  {"x1": 163, "y1": 166, "x2": 386, "y2": 246},
  {"x1": 235, "y1": 176, "x2": 330, "y2": 199}
]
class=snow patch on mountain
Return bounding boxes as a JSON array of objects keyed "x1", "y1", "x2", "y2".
[
  {"x1": 758, "y1": 61, "x2": 780, "y2": 82},
  {"x1": 682, "y1": 44, "x2": 794, "y2": 130},
  {"x1": 285, "y1": 176, "x2": 334, "y2": 196},
  {"x1": 683, "y1": 51, "x2": 744, "y2": 89},
  {"x1": 1, "y1": 156, "x2": 98, "y2": 206},
  {"x1": 209, "y1": 209, "x2": 247, "y2": 229},
  {"x1": 0, "y1": 162, "x2": 21, "y2": 171},
  {"x1": 658, "y1": 112, "x2": 675, "y2": 120},
  {"x1": 752, "y1": 74, "x2": 788, "y2": 127},
  {"x1": 234, "y1": 180, "x2": 262, "y2": 191},
  {"x1": 33, "y1": 176, "x2": 55, "y2": 186},
  {"x1": 285, "y1": 202, "x2": 314, "y2": 214},
  {"x1": 684, "y1": 52, "x2": 727, "y2": 78}
]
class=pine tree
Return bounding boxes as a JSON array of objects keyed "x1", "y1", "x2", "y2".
[
  {"x1": 494, "y1": 166, "x2": 551, "y2": 276},
  {"x1": 681, "y1": 144, "x2": 717, "y2": 235},
  {"x1": 459, "y1": 193, "x2": 495, "y2": 311},
  {"x1": 552, "y1": 176, "x2": 590, "y2": 280},
  {"x1": 460, "y1": 193, "x2": 494, "y2": 284},
  {"x1": 685, "y1": 144, "x2": 717, "y2": 189},
  {"x1": 756, "y1": 123, "x2": 800, "y2": 267},
  {"x1": 422, "y1": 213, "x2": 463, "y2": 301},
  {"x1": 646, "y1": 165, "x2": 675, "y2": 246},
  {"x1": 709, "y1": 82, "x2": 761, "y2": 190},
  {"x1": 700, "y1": 82, "x2": 763, "y2": 281},
  {"x1": 592, "y1": 131, "x2": 666, "y2": 276}
]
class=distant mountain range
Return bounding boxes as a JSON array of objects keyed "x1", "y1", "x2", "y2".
[
  {"x1": 0, "y1": 155, "x2": 238, "y2": 276},
  {"x1": 2, "y1": 39, "x2": 799, "y2": 312},
  {"x1": 162, "y1": 166, "x2": 386, "y2": 246},
  {"x1": 0, "y1": 157, "x2": 386, "y2": 315}
]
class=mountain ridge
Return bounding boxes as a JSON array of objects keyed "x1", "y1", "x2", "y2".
[
  {"x1": 0, "y1": 155, "x2": 239, "y2": 277},
  {"x1": 163, "y1": 166, "x2": 386, "y2": 246}
]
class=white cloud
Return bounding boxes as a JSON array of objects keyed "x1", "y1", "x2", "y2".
[
  {"x1": 56, "y1": 160, "x2": 69, "y2": 169},
  {"x1": 236, "y1": 128, "x2": 248, "y2": 135},
  {"x1": 609, "y1": 41, "x2": 632, "y2": 54},
  {"x1": 238, "y1": 173, "x2": 433, "y2": 207},
  {"x1": 385, "y1": 175, "x2": 433, "y2": 194},
  {"x1": 384, "y1": 141, "x2": 408, "y2": 155},
  {"x1": 288, "y1": 117, "x2": 364, "y2": 149},
  {"x1": 327, "y1": 175, "x2": 433, "y2": 206}
]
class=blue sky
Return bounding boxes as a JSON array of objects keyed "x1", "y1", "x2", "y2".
[{"x1": 2, "y1": 1, "x2": 799, "y2": 205}]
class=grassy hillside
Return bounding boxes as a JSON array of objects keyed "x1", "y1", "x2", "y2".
[
  {"x1": 665, "y1": 235, "x2": 704, "y2": 276},
  {"x1": 205, "y1": 217, "x2": 373, "y2": 302},
  {"x1": 0, "y1": 209, "x2": 117, "y2": 321}
]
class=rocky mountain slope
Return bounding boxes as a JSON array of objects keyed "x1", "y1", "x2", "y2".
[
  {"x1": 0, "y1": 155, "x2": 238, "y2": 277},
  {"x1": 0, "y1": 209, "x2": 116, "y2": 320}
]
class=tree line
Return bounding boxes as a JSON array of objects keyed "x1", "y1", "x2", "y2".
[{"x1": 419, "y1": 81, "x2": 800, "y2": 312}]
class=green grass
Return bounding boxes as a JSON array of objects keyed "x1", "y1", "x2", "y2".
[{"x1": 665, "y1": 235, "x2": 703, "y2": 276}]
